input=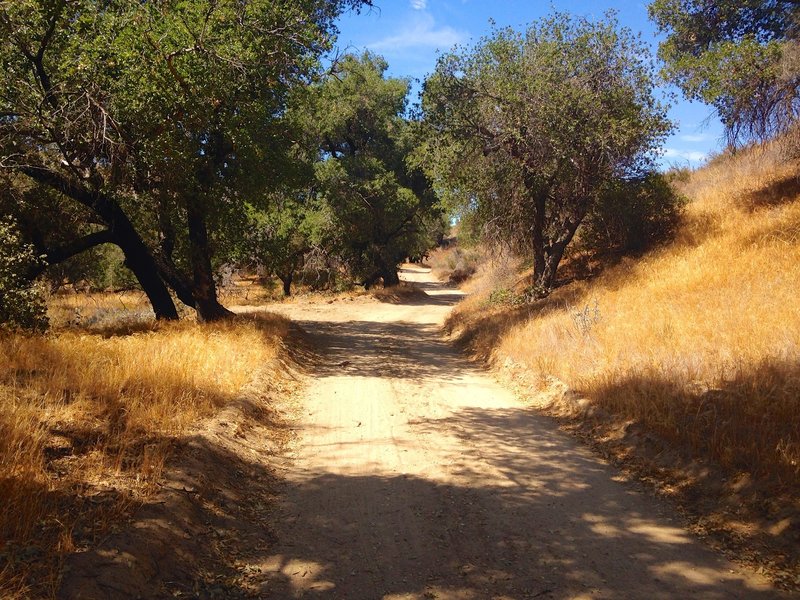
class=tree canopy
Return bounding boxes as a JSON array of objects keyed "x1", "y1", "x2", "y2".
[
  {"x1": 0, "y1": 5, "x2": 685, "y2": 327},
  {"x1": 650, "y1": 0, "x2": 800, "y2": 144},
  {"x1": 419, "y1": 12, "x2": 672, "y2": 296},
  {"x1": 0, "y1": 216, "x2": 47, "y2": 331},
  {"x1": 0, "y1": 0, "x2": 370, "y2": 321},
  {"x1": 299, "y1": 52, "x2": 443, "y2": 288}
]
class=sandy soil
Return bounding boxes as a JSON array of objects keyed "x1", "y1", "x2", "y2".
[{"x1": 253, "y1": 265, "x2": 787, "y2": 599}]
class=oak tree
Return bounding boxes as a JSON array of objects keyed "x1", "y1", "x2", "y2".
[
  {"x1": 0, "y1": 0, "x2": 369, "y2": 320},
  {"x1": 302, "y1": 53, "x2": 443, "y2": 288},
  {"x1": 650, "y1": 0, "x2": 800, "y2": 144},
  {"x1": 419, "y1": 13, "x2": 672, "y2": 296}
]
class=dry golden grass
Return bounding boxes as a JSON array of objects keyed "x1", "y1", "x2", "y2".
[
  {"x1": 427, "y1": 243, "x2": 484, "y2": 284},
  {"x1": 46, "y1": 277, "x2": 282, "y2": 326},
  {"x1": 219, "y1": 277, "x2": 283, "y2": 306},
  {"x1": 0, "y1": 311, "x2": 290, "y2": 599},
  {"x1": 447, "y1": 142, "x2": 800, "y2": 493},
  {"x1": 47, "y1": 289, "x2": 154, "y2": 328}
]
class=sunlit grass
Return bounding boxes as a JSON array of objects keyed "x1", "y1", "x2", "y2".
[
  {"x1": 447, "y1": 142, "x2": 800, "y2": 490},
  {"x1": 0, "y1": 312, "x2": 290, "y2": 598}
]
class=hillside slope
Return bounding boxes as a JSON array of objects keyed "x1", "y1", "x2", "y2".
[
  {"x1": 445, "y1": 143, "x2": 800, "y2": 590},
  {"x1": 0, "y1": 313, "x2": 295, "y2": 598}
]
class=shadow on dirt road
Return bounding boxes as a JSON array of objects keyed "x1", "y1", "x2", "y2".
[{"x1": 59, "y1": 266, "x2": 789, "y2": 599}]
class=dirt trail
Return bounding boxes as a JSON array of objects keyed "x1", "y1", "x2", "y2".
[{"x1": 254, "y1": 265, "x2": 786, "y2": 599}]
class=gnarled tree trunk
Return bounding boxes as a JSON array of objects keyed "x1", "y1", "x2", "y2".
[
  {"x1": 186, "y1": 202, "x2": 233, "y2": 322},
  {"x1": 278, "y1": 271, "x2": 294, "y2": 297},
  {"x1": 529, "y1": 186, "x2": 587, "y2": 298},
  {"x1": 20, "y1": 167, "x2": 180, "y2": 320},
  {"x1": 381, "y1": 267, "x2": 400, "y2": 287}
]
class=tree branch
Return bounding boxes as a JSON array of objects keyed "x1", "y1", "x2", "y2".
[{"x1": 28, "y1": 228, "x2": 114, "y2": 278}]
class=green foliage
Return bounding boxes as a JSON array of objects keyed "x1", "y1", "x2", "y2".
[
  {"x1": 47, "y1": 245, "x2": 139, "y2": 292},
  {"x1": 487, "y1": 288, "x2": 525, "y2": 307},
  {"x1": 0, "y1": 217, "x2": 47, "y2": 331},
  {"x1": 301, "y1": 53, "x2": 444, "y2": 287},
  {"x1": 0, "y1": 173, "x2": 136, "y2": 291},
  {"x1": 649, "y1": 0, "x2": 800, "y2": 144},
  {"x1": 86, "y1": 0, "x2": 370, "y2": 292},
  {"x1": 579, "y1": 174, "x2": 686, "y2": 254},
  {"x1": 444, "y1": 246, "x2": 481, "y2": 284},
  {"x1": 243, "y1": 195, "x2": 322, "y2": 294},
  {"x1": 419, "y1": 11, "x2": 671, "y2": 296},
  {"x1": 0, "y1": 0, "x2": 371, "y2": 319}
]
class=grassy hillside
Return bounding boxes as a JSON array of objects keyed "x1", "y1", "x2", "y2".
[
  {"x1": 0, "y1": 312, "x2": 291, "y2": 598},
  {"x1": 445, "y1": 142, "x2": 800, "y2": 586}
]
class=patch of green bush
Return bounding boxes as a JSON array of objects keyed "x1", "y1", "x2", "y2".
[
  {"x1": 42, "y1": 244, "x2": 140, "y2": 292},
  {"x1": 487, "y1": 287, "x2": 526, "y2": 307},
  {"x1": 0, "y1": 217, "x2": 48, "y2": 331},
  {"x1": 579, "y1": 173, "x2": 686, "y2": 254}
]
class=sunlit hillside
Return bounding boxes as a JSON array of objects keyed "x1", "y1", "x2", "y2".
[{"x1": 446, "y1": 142, "x2": 800, "y2": 577}]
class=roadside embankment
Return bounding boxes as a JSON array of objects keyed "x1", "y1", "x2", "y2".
[
  {"x1": 0, "y1": 311, "x2": 298, "y2": 599},
  {"x1": 443, "y1": 144, "x2": 800, "y2": 591}
]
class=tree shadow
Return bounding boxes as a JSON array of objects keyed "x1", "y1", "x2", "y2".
[
  {"x1": 372, "y1": 284, "x2": 464, "y2": 307},
  {"x1": 1, "y1": 471, "x2": 139, "y2": 598},
  {"x1": 403, "y1": 291, "x2": 466, "y2": 307},
  {"x1": 585, "y1": 360, "x2": 800, "y2": 579},
  {"x1": 47, "y1": 268, "x2": 794, "y2": 599},
  {"x1": 54, "y1": 406, "x2": 789, "y2": 599},
  {"x1": 57, "y1": 427, "x2": 283, "y2": 600},
  {"x1": 742, "y1": 175, "x2": 800, "y2": 211},
  {"x1": 445, "y1": 285, "x2": 588, "y2": 362},
  {"x1": 294, "y1": 319, "x2": 483, "y2": 381},
  {"x1": 589, "y1": 361, "x2": 800, "y2": 485},
  {"x1": 248, "y1": 403, "x2": 793, "y2": 598},
  {"x1": 48, "y1": 365, "x2": 793, "y2": 600}
]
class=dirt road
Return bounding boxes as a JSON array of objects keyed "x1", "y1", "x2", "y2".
[{"x1": 254, "y1": 265, "x2": 784, "y2": 599}]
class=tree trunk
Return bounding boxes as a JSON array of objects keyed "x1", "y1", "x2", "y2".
[
  {"x1": 530, "y1": 187, "x2": 550, "y2": 298},
  {"x1": 120, "y1": 239, "x2": 181, "y2": 321},
  {"x1": 27, "y1": 230, "x2": 183, "y2": 321},
  {"x1": 375, "y1": 254, "x2": 400, "y2": 288},
  {"x1": 152, "y1": 254, "x2": 197, "y2": 309},
  {"x1": 279, "y1": 271, "x2": 293, "y2": 297},
  {"x1": 105, "y1": 212, "x2": 182, "y2": 321},
  {"x1": 20, "y1": 166, "x2": 180, "y2": 320},
  {"x1": 153, "y1": 201, "x2": 198, "y2": 309},
  {"x1": 186, "y1": 202, "x2": 232, "y2": 322},
  {"x1": 362, "y1": 271, "x2": 380, "y2": 290},
  {"x1": 532, "y1": 249, "x2": 549, "y2": 296},
  {"x1": 27, "y1": 229, "x2": 115, "y2": 279},
  {"x1": 381, "y1": 267, "x2": 400, "y2": 287},
  {"x1": 532, "y1": 251, "x2": 559, "y2": 297},
  {"x1": 532, "y1": 215, "x2": 584, "y2": 298}
]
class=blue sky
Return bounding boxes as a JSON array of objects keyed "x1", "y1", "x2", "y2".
[{"x1": 335, "y1": 0, "x2": 723, "y2": 168}]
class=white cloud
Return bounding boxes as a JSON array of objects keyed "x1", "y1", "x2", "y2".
[
  {"x1": 368, "y1": 12, "x2": 465, "y2": 52},
  {"x1": 410, "y1": 0, "x2": 427, "y2": 9},
  {"x1": 662, "y1": 148, "x2": 708, "y2": 163},
  {"x1": 679, "y1": 133, "x2": 711, "y2": 143}
]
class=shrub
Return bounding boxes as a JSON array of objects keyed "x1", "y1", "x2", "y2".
[
  {"x1": 579, "y1": 173, "x2": 685, "y2": 254},
  {"x1": 487, "y1": 287, "x2": 526, "y2": 306},
  {"x1": 43, "y1": 244, "x2": 140, "y2": 292},
  {"x1": 445, "y1": 247, "x2": 481, "y2": 284},
  {"x1": 0, "y1": 217, "x2": 47, "y2": 331}
]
